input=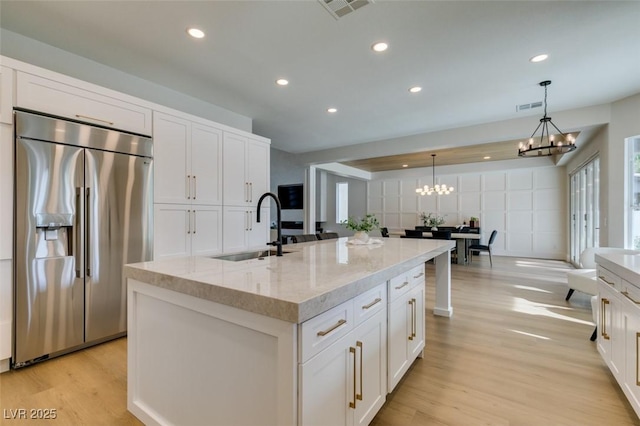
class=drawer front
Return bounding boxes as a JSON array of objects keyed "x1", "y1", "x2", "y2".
[
  {"x1": 17, "y1": 72, "x2": 152, "y2": 135},
  {"x1": 620, "y1": 279, "x2": 640, "y2": 306},
  {"x1": 598, "y1": 266, "x2": 621, "y2": 291},
  {"x1": 389, "y1": 264, "x2": 424, "y2": 302},
  {"x1": 300, "y1": 300, "x2": 353, "y2": 363},
  {"x1": 353, "y1": 282, "x2": 387, "y2": 326}
]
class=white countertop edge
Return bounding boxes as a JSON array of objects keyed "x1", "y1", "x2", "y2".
[{"x1": 595, "y1": 252, "x2": 640, "y2": 286}]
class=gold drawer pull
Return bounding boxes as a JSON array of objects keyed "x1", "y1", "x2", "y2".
[
  {"x1": 408, "y1": 299, "x2": 414, "y2": 341},
  {"x1": 317, "y1": 319, "x2": 346, "y2": 337},
  {"x1": 75, "y1": 114, "x2": 114, "y2": 125},
  {"x1": 356, "y1": 341, "x2": 363, "y2": 401},
  {"x1": 599, "y1": 275, "x2": 616, "y2": 286},
  {"x1": 622, "y1": 291, "x2": 640, "y2": 304},
  {"x1": 395, "y1": 281, "x2": 409, "y2": 290},
  {"x1": 636, "y1": 332, "x2": 640, "y2": 386},
  {"x1": 413, "y1": 272, "x2": 424, "y2": 279},
  {"x1": 362, "y1": 298, "x2": 382, "y2": 310},
  {"x1": 601, "y1": 298, "x2": 610, "y2": 340},
  {"x1": 349, "y1": 346, "x2": 356, "y2": 409}
]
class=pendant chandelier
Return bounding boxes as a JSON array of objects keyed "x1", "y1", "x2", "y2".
[
  {"x1": 415, "y1": 154, "x2": 454, "y2": 196},
  {"x1": 518, "y1": 80, "x2": 576, "y2": 157}
]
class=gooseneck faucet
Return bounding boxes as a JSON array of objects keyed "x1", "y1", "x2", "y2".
[{"x1": 256, "y1": 192, "x2": 283, "y2": 256}]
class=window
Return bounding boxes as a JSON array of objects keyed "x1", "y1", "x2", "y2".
[
  {"x1": 627, "y1": 136, "x2": 640, "y2": 249},
  {"x1": 336, "y1": 182, "x2": 348, "y2": 223}
]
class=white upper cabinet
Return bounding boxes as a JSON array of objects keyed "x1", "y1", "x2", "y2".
[
  {"x1": 0, "y1": 66, "x2": 14, "y2": 124},
  {"x1": 223, "y1": 132, "x2": 270, "y2": 207},
  {"x1": 16, "y1": 72, "x2": 152, "y2": 135},
  {"x1": 153, "y1": 111, "x2": 223, "y2": 206}
]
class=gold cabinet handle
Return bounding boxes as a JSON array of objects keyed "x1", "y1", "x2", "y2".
[
  {"x1": 75, "y1": 114, "x2": 114, "y2": 125},
  {"x1": 601, "y1": 298, "x2": 610, "y2": 340},
  {"x1": 599, "y1": 275, "x2": 615, "y2": 286},
  {"x1": 193, "y1": 175, "x2": 197, "y2": 200},
  {"x1": 356, "y1": 341, "x2": 363, "y2": 401},
  {"x1": 395, "y1": 281, "x2": 409, "y2": 290},
  {"x1": 622, "y1": 291, "x2": 640, "y2": 304},
  {"x1": 349, "y1": 346, "x2": 356, "y2": 409},
  {"x1": 408, "y1": 299, "x2": 414, "y2": 341},
  {"x1": 316, "y1": 319, "x2": 346, "y2": 337},
  {"x1": 411, "y1": 298, "x2": 417, "y2": 338},
  {"x1": 249, "y1": 182, "x2": 253, "y2": 202},
  {"x1": 362, "y1": 298, "x2": 382, "y2": 310},
  {"x1": 413, "y1": 272, "x2": 424, "y2": 279},
  {"x1": 187, "y1": 210, "x2": 191, "y2": 234},
  {"x1": 192, "y1": 210, "x2": 196, "y2": 234},
  {"x1": 186, "y1": 175, "x2": 191, "y2": 199}
]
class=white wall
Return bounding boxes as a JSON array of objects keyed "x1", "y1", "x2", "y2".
[{"x1": 369, "y1": 164, "x2": 567, "y2": 259}]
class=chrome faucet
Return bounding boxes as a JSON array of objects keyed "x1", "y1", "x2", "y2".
[{"x1": 256, "y1": 192, "x2": 283, "y2": 256}]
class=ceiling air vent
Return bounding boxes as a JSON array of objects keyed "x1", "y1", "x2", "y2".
[
  {"x1": 516, "y1": 101, "x2": 542, "y2": 112},
  {"x1": 318, "y1": 0, "x2": 374, "y2": 19}
]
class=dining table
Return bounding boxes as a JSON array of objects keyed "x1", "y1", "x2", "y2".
[{"x1": 388, "y1": 230, "x2": 482, "y2": 264}]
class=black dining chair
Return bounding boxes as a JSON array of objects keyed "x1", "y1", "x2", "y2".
[
  {"x1": 468, "y1": 230, "x2": 498, "y2": 267},
  {"x1": 402, "y1": 229, "x2": 424, "y2": 238},
  {"x1": 291, "y1": 234, "x2": 318, "y2": 243},
  {"x1": 316, "y1": 232, "x2": 339, "y2": 240},
  {"x1": 430, "y1": 230, "x2": 457, "y2": 262},
  {"x1": 380, "y1": 227, "x2": 389, "y2": 238}
]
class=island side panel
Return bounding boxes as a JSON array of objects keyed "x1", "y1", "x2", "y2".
[
  {"x1": 127, "y1": 279, "x2": 297, "y2": 426},
  {"x1": 433, "y1": 250, "x2": 453, "y2": 317}
]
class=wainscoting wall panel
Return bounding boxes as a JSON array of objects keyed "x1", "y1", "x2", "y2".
[{"x1": 368, "y1": 165, "x2": 566, "y2": 259}]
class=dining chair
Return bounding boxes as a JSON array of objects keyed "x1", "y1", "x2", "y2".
[
  {"x1": 380, "y1": 227, "x2": 389, "y2": 238},
  {"x1": 291, "y1": 234, "x2": 318, "y2": 243},
  {"x1": 403, "y1": 229, "x2": 424, "y2": 238},
  {"x1": 468, "y1": 230, "x2": 498, "y2": 266},
  {"x1": 316, "y1": 232, "x2": 339, "y2": 240}
]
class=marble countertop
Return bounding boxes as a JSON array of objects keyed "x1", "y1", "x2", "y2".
[
  {"x1": 124, "y1": 237, "x2": 454, "y2": 323},
  {"x1": 595, "y1": 252, "x2": 640, "y2": 286}
]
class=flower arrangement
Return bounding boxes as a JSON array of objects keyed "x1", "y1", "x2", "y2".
[
  {"x1": 419, "y1": 212, "x2": 446, "y2": 227},
  {"x1": 341, "y1": 214, "x2": 380, "y2": 232}
]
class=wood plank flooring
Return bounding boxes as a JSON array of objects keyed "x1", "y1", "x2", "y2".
[{"x1": 1, "y1": 256, "x2": 638, "y2": 425}]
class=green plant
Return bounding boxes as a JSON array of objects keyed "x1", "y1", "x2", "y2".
[
  {"x1": 419, "y1": 212, "x2": 445, "y2": 227},
  {"x1": 341, "y1": 214, "x2": 380, "y2": 232},
  {"x1": 470, "y1": 216, "x2": 479, "y2": 222}
]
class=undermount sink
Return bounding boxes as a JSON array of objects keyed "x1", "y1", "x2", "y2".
[{"x1": 211, "y1": 249, "x2": 290, "y2": 262}]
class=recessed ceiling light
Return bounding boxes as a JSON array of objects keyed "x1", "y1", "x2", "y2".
[
  {"x1": 327, "y1": 108, "x2": 337, "y2": 113},
  {"x1": 409, "y1": 86, "x2": 422, "y2": 93},
  {"x1": 402, "y1": 164, "x2": 408, "y2": 168},
  {"x1": 530, "y1": 54, "x2": 548, "y2": 63},
  {"x1": 484, "y1": 156, "x2": 491, "y2": 160},
  {"x1": 187, "y1": 28, "x2": 205, "y2": 39},
  {"x1": 276, "y1": 79, "x2": 289, "y2": 86},
  {"x1": 371, "y1": 42, "x2": 388, "y2": 53}
]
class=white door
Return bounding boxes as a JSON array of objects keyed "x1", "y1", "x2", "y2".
[
  {"x1": 387, "y1": 294, "x2": 411, "y2": 392},
  {"x1": 570, "y1": 157, "x2": 599, "y2": 265},
  {"x1": 223, "y1": 132, "x2": 248, "y2": 206},
  {"x1": 408, "y1": 284, "x2": 425, "y2": 359},
  {"x1": 191, "y1": 205, "x2": 223, "y2": 256},
  {"x1": 191, "y1": 123, "x2": 222, "y2": 205},
  {"x1": 154, "y1": 204, "x2": 190, "y2": 259},
  {"x1": 153, "y1": 113, "x2": 190, "y2": 204}
]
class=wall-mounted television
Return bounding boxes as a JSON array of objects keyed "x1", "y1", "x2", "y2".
[{"x1": 278, "y1": 184, "x2": 303, "y2": 210}]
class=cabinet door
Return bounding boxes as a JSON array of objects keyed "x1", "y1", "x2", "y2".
[
  {"x1": 222, "y1": 206, "x2": 250, "y2": 253},
  {"x1": 623, "y1": 300, "x2": 640, "y2": 411},
  {"x1": 300, "y1": 332, "x2": 354, "y2": 426},
  {"x1": 387, "y1": 293, "x2": 411, "y2": 392},
  {"x1": 153, "y1": 204, "x2": 190, "y2": 260},
  {"x1": 598, "y1": 283, "x2": 623, "y2": 379},
  {"x1": 223, "y1": 132, "x2": 248, "y2": 206},
  {"x1": 353, "y1": 310, "x2": 386, "y2": 426},
  {"x1": 0, "y1": 259, "x2": 12, "y2": 362},
  {"x1": 408, "y1": 283, "x2": 426, "y2": 359},
  {"x1": 191, "y1": 205, "x2": 222, "y2": 256},
  {"x1": 0, "y1": 124, "x2": 12, "y2": 260},
  {"x1": 0, "y1": 66, "x2": 13, "y2": 124},
  {"x1": 247, "y1": 139, "x2": 269, "y2": 205},
  {"x1": 247, "y1": 207, "x2": 270, "y2": 250},
  {"x1": 154, "y1": 113, "x2": 190, "y2": 204},
  {"x1": 191, "y1": 123, "x2": 222, "y2": 205}
]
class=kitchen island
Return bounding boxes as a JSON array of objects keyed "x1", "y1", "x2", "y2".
[{"x1": 124, "y1": 237, "x2": 455, "y2": 426}]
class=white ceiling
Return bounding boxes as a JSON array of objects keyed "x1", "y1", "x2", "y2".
[{"x1": 2, "y1": 1, "x2": 639, "y2": 157}]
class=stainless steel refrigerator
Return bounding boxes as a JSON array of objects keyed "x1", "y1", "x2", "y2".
[{"x1": 13, "y1": 109, "x2": 153, "y2": 368}]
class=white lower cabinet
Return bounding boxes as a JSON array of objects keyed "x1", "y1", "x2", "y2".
[
  {"x1": 388, "y1": 266, "x2": 426, "y2": 392},
  {"x1": 222, "y1": 206, "x2": 269, "y2": 254},
  {"x1": 0, "y1": 259, "x2": 12, "y2": 371},
  {"x1": 300, "y1": 284, "x2": 387, "y2": 426},
  {"x1": 597, "y1": 264, "x2": 640, "y2": 417},
  {"x1": 154, "y1": 204, "x2": 222, "y2": 259}
]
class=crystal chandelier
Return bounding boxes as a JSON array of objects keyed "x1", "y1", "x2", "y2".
[
  {"x1": 415, "y1": 154, "x2": 454, "y2": 196},
  {"x1": 518, "y1": 80, "x2": 576, "y2": 157}
]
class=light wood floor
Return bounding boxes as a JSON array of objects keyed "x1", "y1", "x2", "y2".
[{"x1": 1, "y1": 256, "x2": 639, "y2": 425}]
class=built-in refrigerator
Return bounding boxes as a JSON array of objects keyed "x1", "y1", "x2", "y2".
[{"x1": 13, "y1": 109, "x2": 153, "y2": 368}]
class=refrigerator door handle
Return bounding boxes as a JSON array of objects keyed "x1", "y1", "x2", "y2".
[
  {"x1": 75, "y1": 187, "x2": 85, "y2": 278},
  {"x1": 86, "y1": 187, "x2": 91, "y2": 277}
]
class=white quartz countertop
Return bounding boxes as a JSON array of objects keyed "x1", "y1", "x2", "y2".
[
  {"x1": 595, "y1": 252, "x2": 640, "y2": 286},
  {"x1": 124, "y1": 237, "x2": 454, "y2": 323}
]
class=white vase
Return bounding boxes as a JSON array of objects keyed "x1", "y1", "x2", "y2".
[
  {"x1": 354, "y1": 231, "x2": 370, "y2": 243},
  {"x1": 431, "y1": 226, "x2": 438, "y2": 231}
]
